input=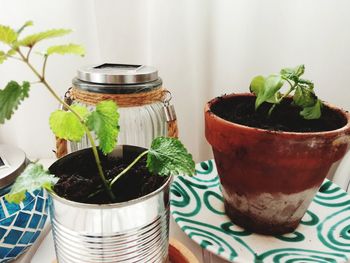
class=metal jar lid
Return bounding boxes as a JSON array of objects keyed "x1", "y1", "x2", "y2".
[
  {"x1": 74, "y1": 63, "x2": 162, "y2": 94},
  {"x1": 77, "y1": 63, "x2": 159, "y2": 85},
  {"x1": 0, "y1": 144, "x2": 27, "y2": 189}
]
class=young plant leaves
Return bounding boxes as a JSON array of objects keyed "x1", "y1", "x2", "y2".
[
  {"x1": 250, "y1": 65, "x2": 323, "y2": 120},
  {"x1": 280, "y1": 65, "x2": 305, "y2": 78},
  {"x1": 0, "y1": 49, "x2": 17, "y2": 64},
  {"x1": 293, "y1": 86, "x2": 317, "y2": 108},
  {"x1": 253, "y1": 75, "x2": 284, "y2": 109},
  {"x1": 86, "y1": 101, "x2": 120, "y2": 155},
  {"x1": 0, "y1": 51, "x2": 6, "y2": 64},
  {"x1": 17, "y1": 21, "x2": 33, "y2": 35},
  {"x1": 18, "y1": 29, "x2": 72, "y2": 47},
  {"x1": 46, "y1": 43, "x2": 85, "y2": 57},
  {"x1": 300, "y1": 99, "x2": 322, "y2": 120},
  {"x1": 5, "y1": 163, "x2": 58, "y2": 204},
  {"x1": 0, "y1": 25, "x2": 17, "y2": 44},
  {"x1": 249, "y1": 75, "x2": 265, "y2": 96},
  {"x1": 0, "y1": 81, "x2": 30, "y2": 124},
  {"x1": 147, "y1": 137, "x2": 195, "y2": 176},
  {"x1": 49, "y1": 105, "x2": 89, "y2": 141}
]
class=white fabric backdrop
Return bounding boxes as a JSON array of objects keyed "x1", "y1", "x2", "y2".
[{"x1": 1, "y1": 0, "x2": 350, "y2": 162}]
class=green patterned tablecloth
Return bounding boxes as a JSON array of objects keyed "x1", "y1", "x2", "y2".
[{"x1": 170, "y1": 160, "x2": 350, "y2": 263}]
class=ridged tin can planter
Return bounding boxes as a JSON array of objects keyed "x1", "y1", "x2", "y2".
[
  {"x1": 205, "y1": 93, "x2": 350, "y2": 235},
  {"x1": 48, "y1": 145, "x2": 171, "y2": 263}
]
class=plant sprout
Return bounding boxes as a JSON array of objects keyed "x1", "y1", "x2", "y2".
[
  {"x1": 0, "y1": 21, "x2": 195, "y2": 204},
  {"x1": 250, "y1": 65, "x2": 322, "y2": 119}
]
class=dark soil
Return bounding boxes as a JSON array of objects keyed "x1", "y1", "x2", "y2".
[
  {"x1": 50, "y1": 148, "x2": 168, "y2": 204},
  {"x1": 210, "y1": 95, "x2": 347, "y2": 132}
]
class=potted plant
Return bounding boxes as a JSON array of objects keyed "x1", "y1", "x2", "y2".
[
  {"x1": 205, "y1": 65, "x2": 350, "y2": 235},
  {"x1": 0, "y1": 21, "x2": 83, "y2": 261},
  {"x1": 1, "y1": 21, "x2": 195, "y2": 262}
]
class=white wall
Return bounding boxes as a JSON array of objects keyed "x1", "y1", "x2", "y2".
[
  {"x1": 1, "y1": 0, "x2": 350, "y2": 161},
  {"x1": 0, "y1": 0, "x2": 100, "y2": 159}
]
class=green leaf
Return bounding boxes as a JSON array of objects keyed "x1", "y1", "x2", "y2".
[
  {"x1": 255, "y1": 75, "x2": 284, "y2": 109},
  {"x1": 7, "y1": 49, "x2": 16, "y2": 56},
  {"x1": 5, "y1": 163, "x2": 58, "y2": 204},
  {"x1": 86, "y1": 101, "x2": 119, "y2": 155},
  {"x1": 300, "y1": 99, "x2": 322, "y2": 120},
  {"x1": 0, "y1": 51, "x2": 6, "y2": 64},
  {"x1": 280, "y1": 65, "x2": 305, "y2": 78},
  {"x1": 18, "y1": 29, "x2": 72, "y2": 47},
  {"x1": 0, "y1": 25, "x2": 17, "y2": 44},
  {"x1": 265, "y1": 92, "x2": 282, "y2": 104},
  {"x1": 49, "y1": 105, "x2": 89, "y2": 141},
  {"x1": 0, "y1": 81, "x2": 30, "y2": 124},
  {"x1": 0, "y1": 49, "x2": 17, "y2": 64},
  {"x1": 298, "y1": 78, "x2": 313, "y2": 86},
  {"x1": 294, "y1": 65, "x2": 305, "y2": 77},
  {"x1": 17, "y1": 21, "x2": 33, "y2": 34},
  {"x1": 293, "y1": 86, "x2": 317, "y2": 108},
  {"x1": 46, "y1": 43, "x2": 85, "y2": 56},
  {"x1": 249, "y1": 75, "x2": 265, "y2": 96},
  {"x1": 147, "y1": 137, "x2": 195, "y2": 176}
]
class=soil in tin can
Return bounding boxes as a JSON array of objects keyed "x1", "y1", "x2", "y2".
[
  {"x1": 210, "y1": 96, "x2": 347, "y2": 132},
  {"x1": 53, "y1": 152, "x2": 167, "y2": 204}
]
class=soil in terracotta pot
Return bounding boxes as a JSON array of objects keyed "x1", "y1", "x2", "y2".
[
  {"x1": 210, "y1": 96, "x2": 347, "y2": 132},
  {"x1": 52, "y1": 152, "x2": 167, "y2": 204}
]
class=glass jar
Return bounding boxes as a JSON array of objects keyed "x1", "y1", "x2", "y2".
[{"x1": 58, "y1": 63, "x2": 177, "y2": 156}]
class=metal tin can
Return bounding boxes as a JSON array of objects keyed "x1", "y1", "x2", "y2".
[{"x1": 49, "y1": 145, "x2": 171, "y2": 263}]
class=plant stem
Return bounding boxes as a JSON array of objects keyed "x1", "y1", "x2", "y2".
[
  {"x1": 7, "y1": 55, "x2": 22, "y2": 61},
  {"x1": 16, "y1": 49, "x2": 116, "y2": 202},
  {"x1": 267, "y1": 81, "x2": 297, "y2": 116},
  {"x1": 110, "y1": 150, "x2": 149, "y2": 186},
  {"x1": 26, "y1": 47, "x2": 33, "y2": 60},
  {"x1": 42, "y1": 55, "x2": 48, "y2": 79},
  {"x1": 84, "y1": 126, "x2": 116, "y2": 200}
]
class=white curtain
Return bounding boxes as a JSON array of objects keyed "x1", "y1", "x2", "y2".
[{"x1": 1, "y1": 0, "x2": 350, "y2": 162}]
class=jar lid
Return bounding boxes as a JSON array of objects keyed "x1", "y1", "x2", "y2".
[
  {"x1": 0, "y1": 145, "x2": 27, "y2": 189},
  {"x1": 77, "y1": 64, "x2": 159, "y2": 84}
]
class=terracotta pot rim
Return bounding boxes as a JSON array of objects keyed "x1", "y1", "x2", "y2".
[{"x1": 205, "y1": 92, "x2": 350, "y2": 137}]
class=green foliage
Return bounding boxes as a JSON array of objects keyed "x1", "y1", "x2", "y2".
[
  {"x1": 280, "y1": 65, "x2": 305, "y2": 78},
  {"x1": 50, "y1": 101, "x2": 119, "y2": 154},
  {"x1": 49, "y1": 105, "x2": 89, "y2": 141},
  {"x1": 249, "y1": 75, "x2": 264, "y2": 95},
  {"x1": 249, "y1": 64, "x2": 322, "y2": 119},
  {"x1": 87, "y1": 101, "x2": 120, "y2": 155},
  {"x1": 0, "y1": 49, "x2": 17, "y2": 64},
  {"x1": 17, "y1": 21, "x2": 33, "y2": 34},
  {"x1": 300, "y1": 99, "x2": 322, "y2": 120},
  {"x1": 0, "y1": 25, "x2": 17, "y2": 44},
  {"x1": 18, "y1": 28, "x2": 71, "y2": 47},
  {"x1": 0, "y1": 81, "x2": 30, "y2": 124},
  {"x1": 5, "y1": 163, "x2": 58, "y2": 204},
  {"x1": 147, "y1": 137, "x2": 195, "y2": 176},
  {"x1": 0, "y1": 21, "x2": 195, "y2": 203},
  {"x1": 46, "y1": 43, "x2": 85, "y2": 56},
  {"x1": 251, "y1": 75, "x2": 284, "y2": 109},
  {"x1": 293, "y1": 86, "x2": 317, "y2": 108},
  {"x1": 0, "y1": 51, "x2": 6, "y2": 64}
]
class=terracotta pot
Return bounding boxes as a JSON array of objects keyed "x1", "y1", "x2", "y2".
[{"x1": 205, "y1": 93, "x2": 350, "y2": 235}]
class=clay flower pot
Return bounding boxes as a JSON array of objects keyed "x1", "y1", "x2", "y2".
[{"x1": 205, "y1": 93, "x2": 350, "y2": 235}]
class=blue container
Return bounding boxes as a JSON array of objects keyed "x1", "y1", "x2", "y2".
[{"x1": 0, "y1": 145, "x2": 49, "y2": 262}]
